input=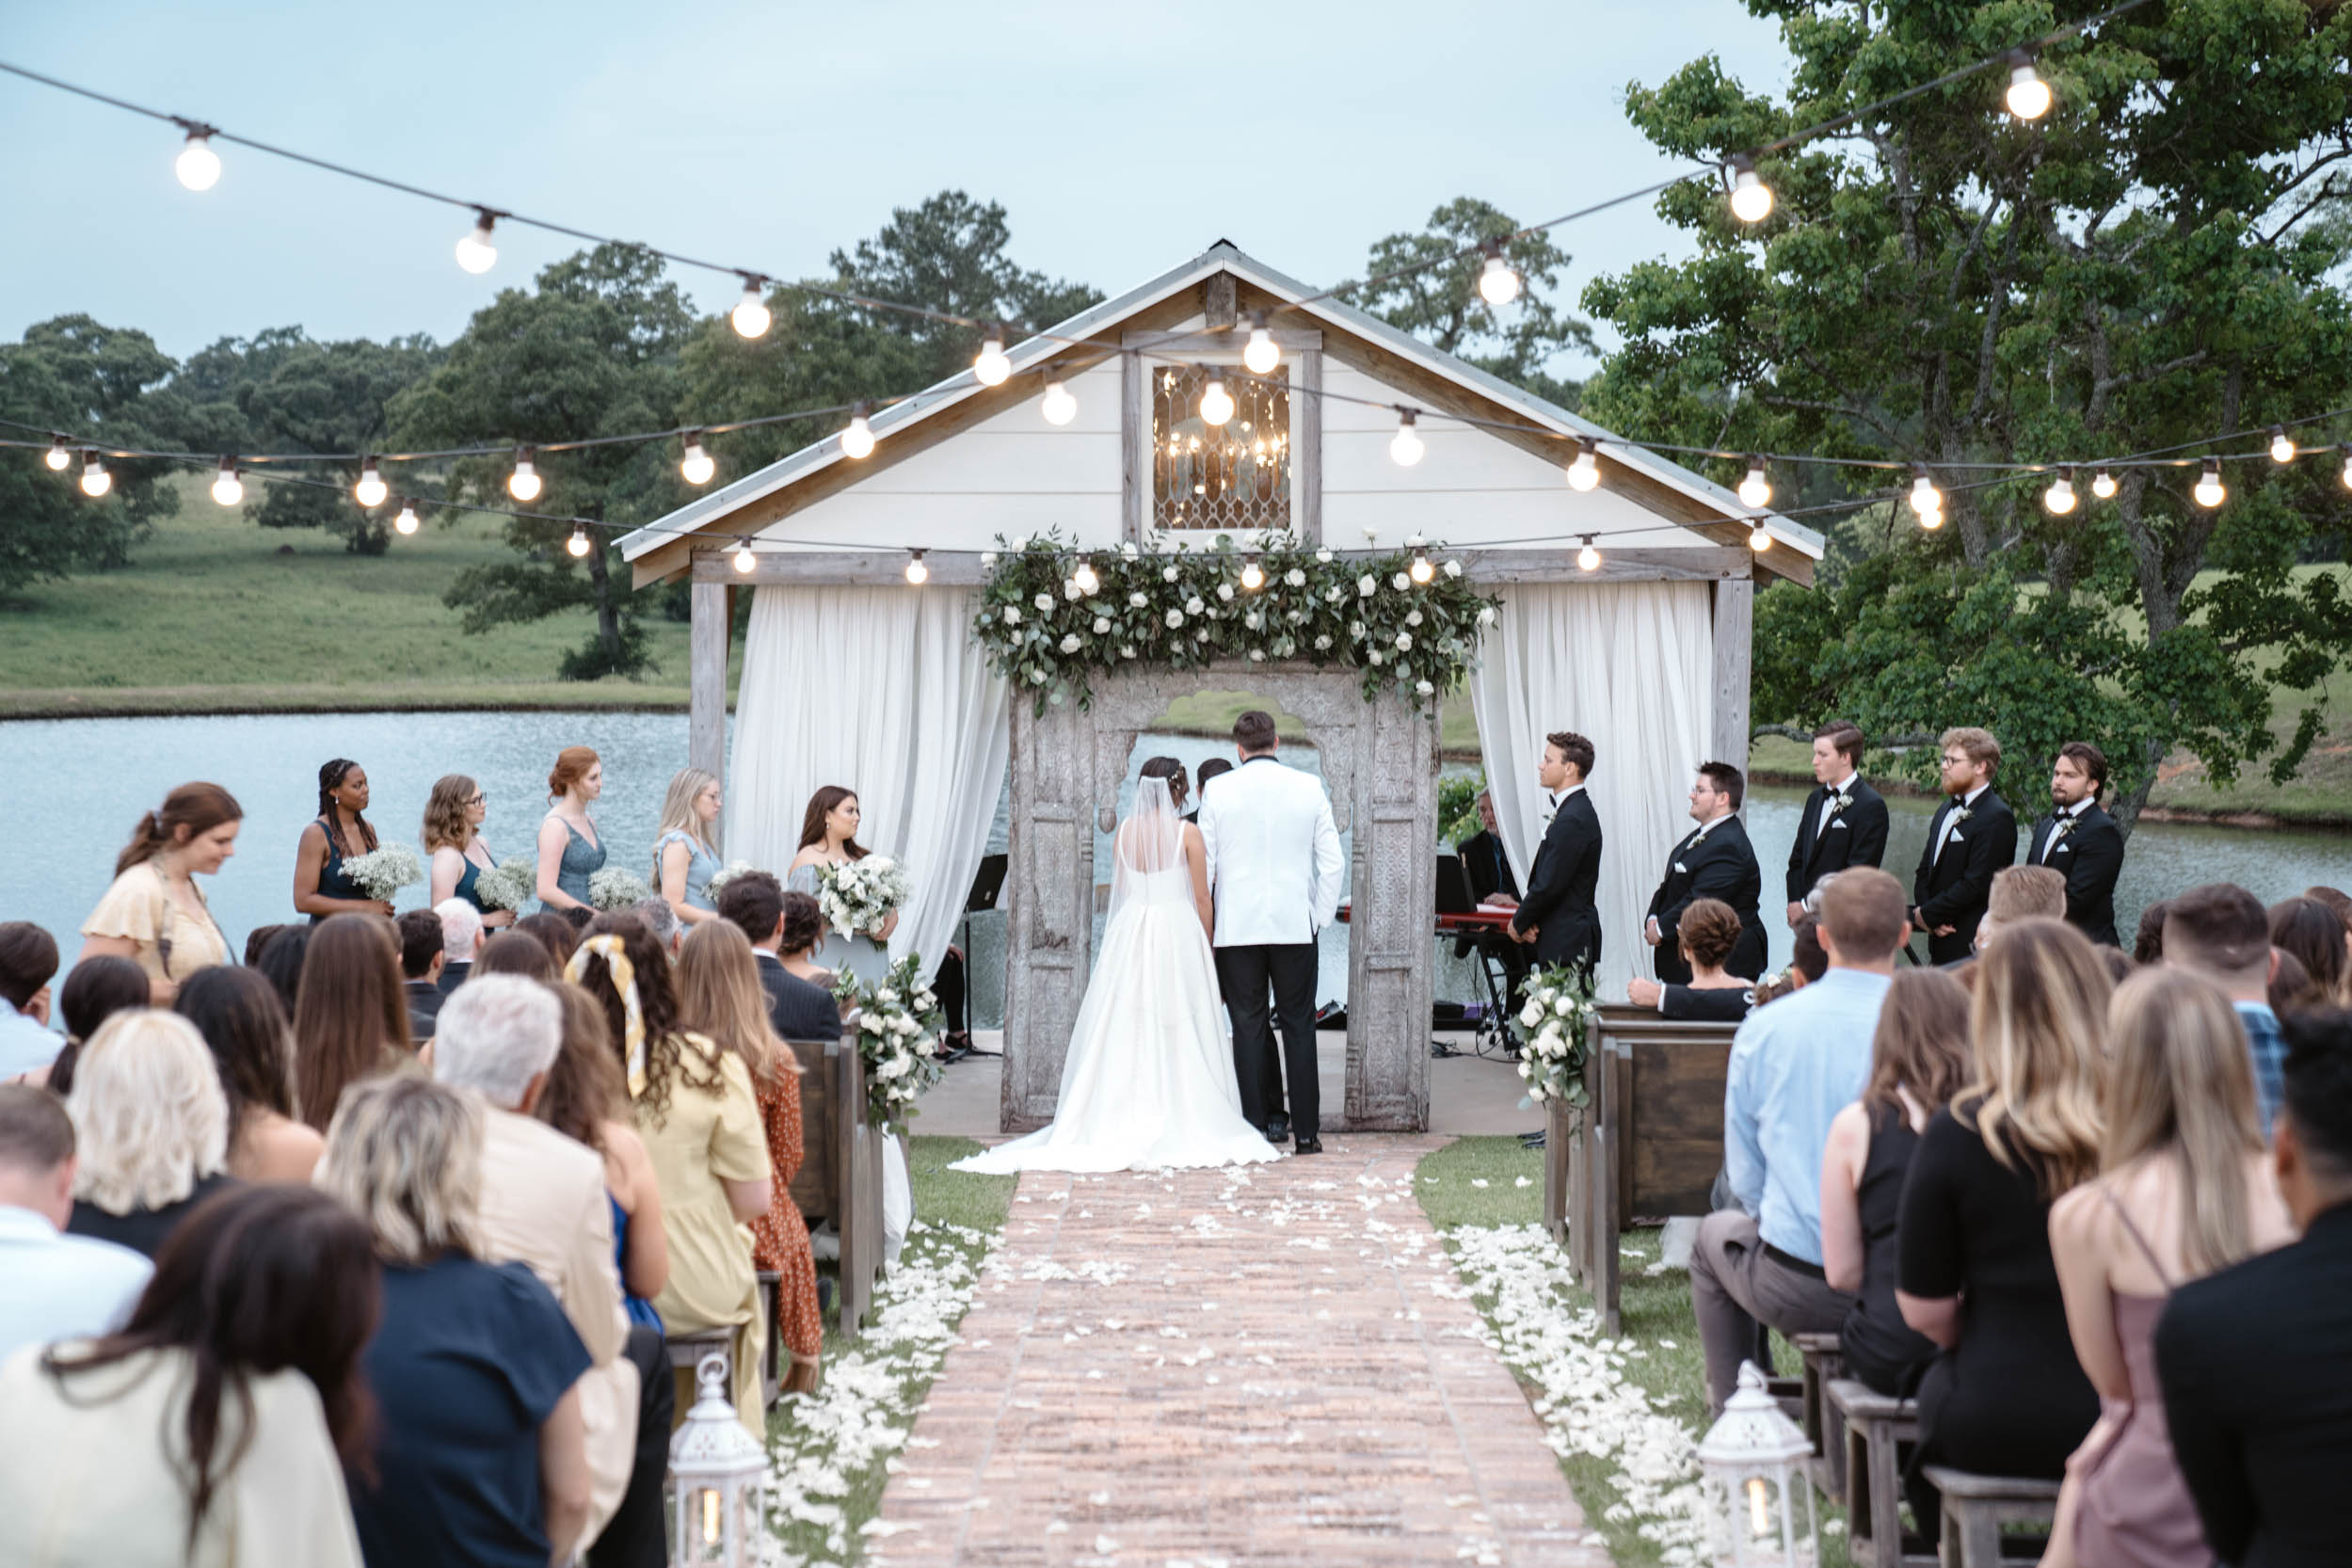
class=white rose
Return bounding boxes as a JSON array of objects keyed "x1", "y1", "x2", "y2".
[
  {"x1": 1537, "y1": 1021, "x2": 1563, "y2": 1049},
  {"x1": 1033, "y1": 592, "x2": 1052, "y2": 612},
  {"x1": 1243, "y1": 611, "x2": 1262, "y2": 630},
  {"x1": 1446, "y1": 560, "x2": 1463, "y2": 579},
  {"x1": 1030, "y1": 669, "x2": 1047, "y2": 684},
  {"x1": 1357, "y1": 575, "x2": 1376, "y2": 597},
  {"x1": 1477, "y1": 605, "x2": 1496, "y2": 626},
  {"x1": 876, "y1": 987, "x2": 899, "y2": 1007},
  {"x1": 1324, "y1": 586, "x2": 1343, "y2": 603},
  {"x1": 1064, "y1": 581, "x2": 1083, "y2": 600},
  {"x1": 1003, "y1": 606, "x2": 1022, "y2": 625},
  {"x1": 1162, "y1": 565, "x2": 1179, "y2": 583},
  {"x1": 1120, "y1": 542, "x2": 1139, "y2": 557},
  {"x1": 1519, "y1": 1000, "x2": 1544, "y2": 1027},
  {"x1": 1011, "y1": 535, "x2": 1032, "y2": 551},
  {"x1": 1416, "y1": 679, "x2": 1434, "y2": 696},
  {"x1": 1185, "y1": 597, "x2": 1205, "y2": 615},
  {"x1": 981, "y1": 551, "x2": 999, "y2": 568},
  {"x1": 1315, "y1": 548, "x2": 1335, "y2": 564},
  {"x1": 1314, "y1": 633, "x2": 1332, "y2": 649},
  {"x1": 1165, "y1": 608, "x2": 1184, "y2": 628},
  {"x1": 1121, "y1": 645, "x2": 1137, "y2": 658},
  {"x1": 1395, "y1": 632, "x2": 1413, "y2": 651},
  {"x1": 1528, "y1": 1079, "x2": 1551, "y2": 1104},
  {"x1": 1405, "y1": 609, "x2": 1423, "y2": 627},
  {"x1": 1392, "y1": 571, "x2": 1411, "y2": 591},
  {"x1": 1216, "y1": 583, "x2": 1235, "y2": 602},
  {"x1": 1194, "y1": 627, "x2": 1209, "y2": 642},
  {"x1": 1094, "y1": 616, "x2": 1112, "y2": 633},
  {"x1": 1368, "y1": 649, "x2": 1384, "y2": 665},
  {"x1": 1128, "y1": 591, "x2": 1148, "y2": 608},
  {"x1": 1554, "y1": 996, "x2": 1575, "y2": 1016},
  {"x1": 1249, "y1": 648, "x2": 1265, "y2": 662},
  {"x1": 1060, "y1": 632, "x2": 1081, "y2": 653},
  {"x1": 1285, "y1": 568, "x2": 1306, "y2": 587}
]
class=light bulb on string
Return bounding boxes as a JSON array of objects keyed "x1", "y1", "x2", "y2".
[
  {"x1": 1041, "y1": 379, "x2": 1077, "y2": 425},
  {"x1": 354, "y1": 457, "x2": 388, "y2": 510},
  {"x1": 1749, "y1": 521, "x2": 1773, "y2": 552},
  {"x1": 1240, "y1": 555, "x2": 1265, "y2": 592},
  {"x1": 2092, "y1": 469, "x2": 2118, "y2": 499},
  {"x1": 904, "y1": 549, "x2": 929, "y2": 585},
  {"x1": 2342, "y1": 445, "x2": 2352, "y2": 491},
  {"x1": 2270, "y1": 425, "x2": 2296, "y2": 464},
  {"x1": 1200, "y1": 376, "x2": 1235, "y2": 427},
  {"x1": 2043, "y1": 467, "x2": 2078, "y2": 515},
  {"x1": 2194, "y1": 458, "x2": 2226, "y2": 508},
  {"x1": 79, "y1": 452, "x2": 110, "y2": 498},
  {"x1": 456, "y1": 210, "x2": 499, "y2": 275},
  {"x1": 567, "y1": 525, "x2": 593, "y2": 559},
  {"x1": 1918, "y1": 504, "x2": 1944, "y2": 531},
  {"x1": 1389, "y1": 409, "x2": 1425, "y2": 467},
  {"x1": 1727, "y1": 154, "x2": 1774, "y2": 224},
  {"x1": 732, "y1": 538, "x2": 757, "y2": 573},
  {"x1": 1074, "y1": 557, "x2": 1099, "y2": 595},
  {"x1": 1242, "y1": 312, "x2": 1281, "y2": 376},
  {"x1": 1736, "y1": 456, "x2": 1771, "y2": 509},
  {"x1": 1908, "y1": 469, "x2": 1943, "y2": 517},
  {"x1": 2004, "y1": 50, "x2": 2053, "y2": 120},
  {"x1": 1477, "y1": 241, "x2": 1522, "y2": 307},
  {"x1": 1567, "y1": 438, "x2": 1601, "y2": 491},
  {"x1": 730, "y1": 277, "x2": 772, "y2": 340},
  {"x1": 1410, "y1": 550, "x2": 1435, "y2": 584},
  {"x1": 680, "y1": 434, "x2": 715, "y2": 486},
  {"x1": 973, "y1": 328, "x2": 1011, "y2": 387},
  {"x1": 211, "y1": 459, "x2": 243, "y2": 507},
  {"x1": 393, "y1": 499, "x2": 420, "y2": 536},
  {"x1": 44, "y1": 435, "x2": 72, "y2": 472},
  {"x1": 506, "y1": 448, "x2": 541, "y2": 503},
  {"x1": 174, "y1": 128, "x2": 221, "y2": 191},
  {"x1": 1576, "y1": 536, "x2": 1601, "y2": 573},
  {"x1": 840, "y1": 403, "x2": 875, "y2": 459}
]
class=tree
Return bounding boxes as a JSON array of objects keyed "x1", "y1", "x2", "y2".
[
  {"x1": 1579, "y1": 0, "x2": 2352, "y2": 828},
  {"x1": 391, "y1": 244, "x2": 694, "y2": 680},
  {"x1": 1343, "y1": 197, "x2": 1595, "y2": 407}
]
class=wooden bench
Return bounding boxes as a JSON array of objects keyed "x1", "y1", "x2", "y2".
[
  {"x1": 1791, "y1": 1332, "x2": 1845, "y2": 1501},
  {"x1": 754, "y1": 1271, "x2": 782, "y2": 1407},
  {"x1": 1919, "y1": 1465, "x2": 2058, "y2": 1567},
  {"x1": 664, "y1": 1325, "x2": 734, "y2": 1384},
  {"x1": 1827, "y1": 1378, "x2": 1935, "y2": 1568},
  {"x1": 783, "y1": 1036, "x2": 884, "y2": 1339}
]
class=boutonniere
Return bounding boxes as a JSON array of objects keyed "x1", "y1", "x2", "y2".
[
  {"x1": 1948, "y1": 804, "x2": 1975, "y2": 825},
  {"x1": 2052, "y1": 813, "x2": 2079, "y2": 841}
]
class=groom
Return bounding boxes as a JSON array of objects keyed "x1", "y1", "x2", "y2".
[{"x1": 1200, "y1": 710, "x2": 1345, "y2": 1153}]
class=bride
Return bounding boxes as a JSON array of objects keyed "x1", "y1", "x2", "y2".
[{"x1": 952, "y1": 767, "x2": 1281, "y2": 1173}]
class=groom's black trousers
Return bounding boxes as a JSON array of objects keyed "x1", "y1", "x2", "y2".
[{"x1": 1215, "y1": 941, "x2": 1320, "y2": 1140}]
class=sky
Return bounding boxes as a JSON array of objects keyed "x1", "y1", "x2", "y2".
[{"x1": 0, "y1": 0, "x2": 1789, "y2": 380}]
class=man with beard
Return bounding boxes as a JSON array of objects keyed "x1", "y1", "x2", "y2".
[{"x1": 2024, "y1": 741, "x2": 2125, "y2": 949}]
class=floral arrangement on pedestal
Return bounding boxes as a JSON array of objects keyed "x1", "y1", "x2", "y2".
[
  {"x1": 1512, "y1": 962, "x2": 1596, "y2": 1111},
  {"x1": 472, "y1": 857, "x2": 537, "y2": 913},
  {"x1": 339, "y1": 844, "x2": 424, "y2": 904},
  {"x1": 588, "y1": 867, "x2": 654, "y2": 911},
  {"x1": 814, "y1": 856, "x2": 914, "y2": 940},
  {"x1": 971, "y1": 528, "x2": 1500, "y2": 713},
  {"x1": 833, "y1": 954, "x2": 947, "y2": 1132}
]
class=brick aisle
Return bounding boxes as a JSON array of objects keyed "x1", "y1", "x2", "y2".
[{"x1": 867, "y1": 1136, "x2": 1610, "y2": 1568}]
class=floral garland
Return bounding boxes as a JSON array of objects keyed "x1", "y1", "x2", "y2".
[
  {"x1": 1512, "y1": 962, "x2": 1597, "y2": 1111},
  {"x1": 833, "y1": 953, "x2": 948, "y2": 1133},
  {"x1": 971, "y1": 528, "x2": 1500, "y2": 714}
]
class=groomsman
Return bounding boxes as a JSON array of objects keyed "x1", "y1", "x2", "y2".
[
  {"x1": 1645, "y1": 761, "x2": 1767, "y2": 983},
  {"x1": 1911, "y1": 727, "x2": 2020, "y2": 965},
  {"x1": 2027, "y1": 740, "x2": 2125, "y2": 948},
  {"x1": 1784, "y1": 721, "x2": 1890, "y2": 923},
  {"x1": 1509, "y1": 733, "x2": 1603, "y2": 973}
]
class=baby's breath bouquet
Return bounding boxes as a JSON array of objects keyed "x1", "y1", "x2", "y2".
[
  {"x1": 340, "y1": 844, "x2": 424, "y2": 903},
  {"x1": 471, "y1": 857, "x2": 536, "y2": 912},
  {"x1": 702, "y1": 861, "x2": 759, "y2": 898},
  {"x1": 588, "y1": 867, "x2": 653, "y2": 911},
  {"x1": 1512, "y1": 963, "x2": 1596, "y2": 1111},
  {"x1": 814, "y1": 856, "x2": 914, "y2": 939},
  {"x1": 834, "y1": 954, "x2": 946, "y2": 1132}
]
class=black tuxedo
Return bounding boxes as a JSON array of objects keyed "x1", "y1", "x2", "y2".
[
  {"x1": 1645, "y1": 814, "x2": 1766, "y2": 983},
  {"x1": 755, "y1": 952, "x2": 843, "y2": 1042},
  {"x1": 1912, "y1": 789, "x2": 2020, "y2": 964},
  {"x1": 2155, "y1": 1203, "x2": 2352, "y2": 1568},
  {"x1": 436, "y1": 959, "x2": 471, "y2": 996},
  {"x1": 1457, "y1": 829, "x2": 1521, "y2": 905},
  {"x1": 405, "y1": 979, "x2": 445, "y2": 1041},
  {"x1": 1784, "y1": 777, "x2": 1890, "y2": 904},
  {"x1": 1509, "y1": 790, "x2": 1602, "y2": 971},
  {"x1": 2025, "y1": 802, "x2": 2124, "y2": 948}
]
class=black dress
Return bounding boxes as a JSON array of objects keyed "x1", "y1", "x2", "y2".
[
  {"x1": 1840, "y1": 1102, "x2": 1939, "y2": 1395},
  {"x1": 68, "y1": 1172, "x2": 238, "y2": 1260},
  {"x1": 1897, "y1": 1098, "x2": 2099, "y2": 1543},
  {"x1": 1659, "y1": 984, "x2": 1754, "y2": 1022}
]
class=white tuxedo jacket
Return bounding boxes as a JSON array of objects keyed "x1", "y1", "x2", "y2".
[{"x1": 1197, "y1": 755, "x2": 1345, "y2": 947}]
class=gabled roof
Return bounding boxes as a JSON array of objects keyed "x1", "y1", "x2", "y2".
[{"x1": 617, "y1": 241, "x2": 1823, "y2": 578}]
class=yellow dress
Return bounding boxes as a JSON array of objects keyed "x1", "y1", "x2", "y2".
[
  {"x1": 641, "y1": 1032, "x2": 771, "y2": 1434},
  {"x1": 81, "y1": 861, "x2": 232, "y2": 987}
]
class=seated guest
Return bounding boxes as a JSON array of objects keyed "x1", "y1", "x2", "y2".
[
  {"x1": 679, "y1": 918, "x2": 824, "y2": 1396},
  {"x1": 536, "y1": 985, "x2": 668, "y2": 1333},
  {"x1": 630, "y1": 895, "x2": 683, "y2": 960},
  {"x1": 80, "y1": 782, "x2": 242, "y2": 1004},
  {"x1": 0, "y1": 1084, "x2": 152, "y2": 1364},
  {"x1": 429, "y1": 975, "x2": 665, "y2": 1566},
  {"x1": 515, "y1": 910, "x2": 583, "y2": 968},
  {"x1": 2133, "y1": 900, "x2": 2171, "y2": 967},
  {"x1": 1973, "y1": 863, "x2": 2068, "y2": 959},
  {"x1": 0, "y1": 922, "x2": 61, "y2": 1080},
  {"x1": 0, "y1": 1184, "x2": 374, "y2": 1567},
  {"x1": 2165, "y1": 884, "x2": 2285, "y2": 1133},
  {"x1": 396, "y1": 909, "x2": 449, "y2": 1040},
  {"x1": 1751, "y1": 913, "x2": 1828, "y2": 1008},
  {"x1": 1819, "y1": 967, "x2": 1971, "y2": 1397},
  {"x1": 719, "y1": 873, "x2": 844, "y2": 1042},
  {"x1": 561, "y1": 904, "x2": 597, "y2": 935},
  {"x1": 174, "y1": 968, "x2": 325, "y2": 1184},
  {"x1": 254, "y1": 923, "x2": 310, "y2": 1011},
  {"x1": 292, "y1": 913, "x2": 414, "y2": 1134},
  {"x1": 32, "y1": 955, "x2": 150, "y2": 1096},
  {"x1": 319, "y1": 1076, "x2": 593, "y2": 1566},
  {"x1": 1626, "y1": 898, "x2": 1757, "y2": 1020},
  {"x1": 65, "y1": 1011, "x2": 238, "y2": 1259},
  {"x1": 1691, "y1": 868, "x2": 1909, "y2": 1414},
  {"x1": 2269, "y1": 948, "x2": 2329, "y2": 1015},
  {"x1": 243, "y1": 922, "x2": 296, "y2": 968},
  {"x1": 476, "y1": 928, "x2": 562, "y2": 983},
  {"x1": 2157, "y1": 1008, "x2": 2352, "y2": 1567},
  {"x1": 2270, "y1": 896, "x2": 2349, "y2": 1007},
  {"x1": 1899, "y1": 918, "x2": 2109, "y2": 1548},
  {"x1": 2049, "y1": 968, "x2": 2291, "y2": 1568},
  {"x1": 436, "y1": 896, "x2": 485, "y2": 995},
  {"x1": 583, "y1": 916, "x2": 773, "y2": 1435},
  {"x1": 2303, "y1": 885, "x2": 2352, "y2": 969}
]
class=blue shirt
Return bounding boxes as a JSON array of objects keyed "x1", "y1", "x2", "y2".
[
  {"x1": 2237, "y1": 1001, "x2": 2284, "y2": 1138},
  {"x1": 0, "y1": 1000, "x2": 60, "y2": 1080},
  {"x1": 0, "y1": 1206, "x2": 151, "y2": 1367},
  {"x1": 1724, "y1": 967, "x2": 1892, "y2": 1264}
]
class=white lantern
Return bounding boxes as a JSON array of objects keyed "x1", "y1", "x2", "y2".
[
  {"x1": 668, "y1": 1352, "x2": 768, "y2": 1567},
  {"x1": 1695, "y1": 1362, "x2": 1817, "y2": 1567}
]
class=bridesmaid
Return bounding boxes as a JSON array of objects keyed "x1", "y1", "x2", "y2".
[
  {"x1": 535, "y1": 745, "x2": 606, "y2": 914},
  {"x1": 653, "y1": 767, "x2": 725, "y2": 928},
  {"x1": 294, "y1": 759, "x2": 392, "y2": 922},
  {"x1": 786, "y1": 785, "x2": 896, "y2": 985},
  {"x1": 423, "y1": 774, "x2": 514, "y2": 929}
]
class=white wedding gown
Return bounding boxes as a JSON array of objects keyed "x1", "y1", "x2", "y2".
[{"x1": 953, "y1": 779, "x2": 1282, "y2": 1174}]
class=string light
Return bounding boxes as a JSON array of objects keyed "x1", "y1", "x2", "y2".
[
  {"x1": 1389, "y1": 409, "x2": 1425, "y2": 467},
  {"x1": 731, "y1": 537, "x2": 756, "y2": 572},
  {"x1": 1749, "y1": 520, "x2": 1773, "y2": 552},
  {"x1": 1242, "y1": 312, "x2": 1281, "y2": 376},
  {"x1": 972, "y1": 328, "x2": 1011, "y2": 387},
  {"x1": 353, "y1": 457, "x2": 388, "y2": 509},
  {"x1": 840, "y1": 402, "x2": 875, "y2": 459},
  {"x1": 393, "y1": 498, "x2": 420, "y2": 535},
  {"x1": 730, "y1": 277, "x2": 772, "y2": 340},
  {"x1": 2270, "y1": 425, "x2": 2296, "y2": 464},
  {"x1": 1409, "y1": 543, "x2": 1435, "y2": 584},
  {"x1": 1908, "y1": 469, "x2": 1944, "y2": 517},
  {"x1": 210, "y1": 458, "x2": 242, "y2": 506},
  {"x1": 1073, "y1": 556, "x2": 1099, "y2": 595},
  {"x1": 1240, "y1": 555, "x2": 1265, "y2": 592},
  {"x1": 1041, "y1": 379, "x2": 1078, "y2": 425},
  {"x1": 1477, "y1": 241, "x2": 1522, "y2": 307},
  {"x1": 1199, "y1": 376, "x2": 1235, "y2": 427},
  {"x1": 174, "y1": 129, "x2": 220, "y2": 191},
  {"x1": 2342, "y1": 445, "x2": 2352, "y2": 490},
  {"x1": 506, "y1": 447, "x2": 541, "y2": 502},
  {"x1": 1736, "y1": 456, "x2": 1771, "y2": 508},
  {"x1": 2193, "y1": 458, "x2": 2226, "y2": 508},
  {"x1": 568, "y1": 525, "x2": 593, "y2": 558},
  {"x1": 2003, "y1": 49, "x2": 2053, "y2": 120},
  {"x1": 1576, "y1": 536, "x2": 1601, "y2": 572},
  {"x1": 79, "y1": 452, "x2": 110, "y2": 497},
  {"x1": 44, "y1": 435, "x2": 71, "y2": 472},
  {"x1": 2092, "y1": 468, "x2": 2118, "y2": 499},
  {"x1": 455, "y1": 210, "x2": 498, "y2": 275},
  {"x1": 680, "y1": 434, "x2": 715, "y2": 486},
  {"x1": 1727, "y1": 154, "x2": 1773, "y2": 224},
  {"x1": 2042, "y1": 467, "x2": 2077, "y2": 515},
  {"x1": 1567, "y1": 437, "x2": 1601, "y2": 491},
  {"x1": 904, "y1": 549, "x2": 928, "y2": 584},
  {"x1": 1918, "y1": 504, "x2": 1944, "y2": 531}
]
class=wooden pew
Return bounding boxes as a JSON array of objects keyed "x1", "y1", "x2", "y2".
[{"x1": 782, "y1": 1037, "x2": 884, "y2": 1340}]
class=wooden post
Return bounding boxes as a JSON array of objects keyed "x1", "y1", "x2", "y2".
[
  {"x1": 690, "y1": 576, "x2": 729, "y2": 833},
  {"x1": 1711, "y1": 577, "x2": 1754, "y2": 791}
]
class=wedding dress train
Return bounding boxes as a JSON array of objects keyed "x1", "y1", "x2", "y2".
[{"x1": 952, "y1": 778, "x2": 1281, "y2": 1174}]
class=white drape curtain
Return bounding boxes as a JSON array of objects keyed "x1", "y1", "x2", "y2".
[
  {"x1": 728, "y1": 585, "x2": 1011, "y2": 984},
  {"x1": 1466, "y1": 582, "x2": 1717, "y2": 1000}
]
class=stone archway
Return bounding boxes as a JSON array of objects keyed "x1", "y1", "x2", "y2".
[{"x1": 1000, "y1": 662, "x2": 1440, "y2": 1132}]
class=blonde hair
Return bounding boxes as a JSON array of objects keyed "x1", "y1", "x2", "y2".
[
  {"x1": 67, "y1": 1010, "x2": 229, "y2": 1213},
  {"x1": 674, "y1": 920, "x2": 780, "y2": 1084},
  {"x1": 655, "y1": 768, "x2": 721, "y2": 859},
  {"x1": 318, "y1": 1076, "x2": 488, "y2": 1266},
  {"x1": 1965, "y1": 917, "x2": 2109, "y2": 1197},
  {"x1": 422, "y1": 774, "x2": 478, "y2": 856},
  {"x1": 2104, "y1": 968, "x2": 2266, "y2": 1276}
]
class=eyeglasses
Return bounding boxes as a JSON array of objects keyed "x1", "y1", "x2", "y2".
[
  {"x1": 468, "y1": 793, "x2": 488, "y2": 806},
  {"x1": 1941, "y1": 755, "x2": 1969, "y2": 768}
]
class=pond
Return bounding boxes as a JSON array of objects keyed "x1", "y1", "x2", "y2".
[{"x1": 6, "y1": 711, "x2": 2351, "y2": 1028}]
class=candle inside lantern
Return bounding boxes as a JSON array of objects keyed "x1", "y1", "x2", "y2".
[
  {"x1": 1747, "y1": 1476, "x2": 1769, "y2": 1537},
  {"x1": 702, "y1": 1487, "x2": 720, "y2": 1545}
]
